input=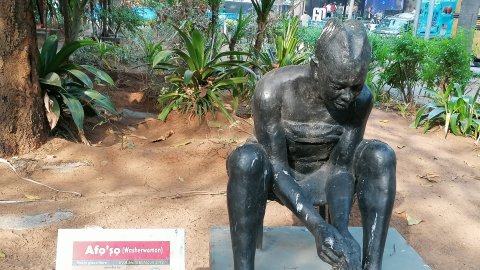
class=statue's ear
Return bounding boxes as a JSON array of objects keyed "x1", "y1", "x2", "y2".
[{"x1": 310, "y1": 57, "x2": 319, "y2": 79}]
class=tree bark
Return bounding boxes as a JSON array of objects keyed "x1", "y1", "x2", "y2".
[
  {"x1": 253, "y1": 20, "x2": 267, "y2": 57},
  {"x1": 0, "y1": 0, "x2": 48, "y2": 156},
  {"x1": 60, "y1": 0, "x2": 88, "y2": 42}
]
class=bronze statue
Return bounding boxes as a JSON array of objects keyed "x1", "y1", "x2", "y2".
[{"x1": 226, "y1": 19, "x2": 396, "y2": 270}]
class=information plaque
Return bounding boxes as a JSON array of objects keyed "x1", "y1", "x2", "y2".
[{"x1": 56, "y1": 229, "x2": 185, "y2": 270}]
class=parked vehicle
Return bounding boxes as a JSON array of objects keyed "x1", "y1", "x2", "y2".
[{"x1": 373, "y1": 14, "x2": 413, "y2": 36}]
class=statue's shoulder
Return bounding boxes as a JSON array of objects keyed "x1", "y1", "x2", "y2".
[
  {"x1": 254, "y1": 65, "x2": 309, "y2": 104},
  {"x1": 353, "y1": 85, "x2": 374, "y2": 118}
]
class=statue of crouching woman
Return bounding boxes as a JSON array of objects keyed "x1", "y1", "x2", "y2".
[{"x1": 226, "y1": 19, "x2": 396, "y2": 270}]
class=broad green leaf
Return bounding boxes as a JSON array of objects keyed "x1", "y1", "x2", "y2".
[
  {"x1": 184, "y1": 70, "x2": 194, "y2": 85},
  {"x1": 49, "y1": 39, "x2": 96, "y2": 72},
  {"x1": 158, "y1": 99, "x2": 177, "y2": 121},
  {"x1": 213, "y1": 77, "x2": 248, "y2": 89},
  {"x1": 39, "y1": 35, "x2": 59, "y2": 76},
  {"x1": 460, "y1": 119, "x2": 469, "y2": 133},
  {"x1": 151, "y1": 50, "x2": 172, "y2": 67},
  {"x1": 413, "y1": 106, "x2": 427, "y2": 128},
  {"x1": 40, "y1": 72, "x2": 63, "y2": 88},
  {"x1": 208, "y1": 91, "x2": 233, "y2": 122},
  {"x1": 191, "y1": 29, "x2": 205, "y2": 68},
  {"x1": 427, "y1": 107, "x2": 445, "y2": 120},
  {"x1": 172, "y1": 25, "x2": 198, "y2": 69},
  {"x1": 80, "y1": 65, "x2": 114, "y2": 85},
  {"x1": 82, "y1": 90, "x2": 118, "y2": 115},
  {"x1": 67, "y1": 69, "x2": 93, "y2": 89},
  {"x1": 207, "y1": 51, "x2": 250, "y2": 66},
  {"x1": 173, "y1": 49, "x2": 196, "y2": 71},
  {"x1": 61, "y1": 93, "x2": 85, "y2": 131}
]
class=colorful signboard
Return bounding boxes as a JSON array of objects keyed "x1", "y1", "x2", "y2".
[
  {"x1": 416, "y1": 0, "x2": 458, "y2": 37},
  {"x1": 56, "y1": 229, "x2": 185, "y2": 270}
]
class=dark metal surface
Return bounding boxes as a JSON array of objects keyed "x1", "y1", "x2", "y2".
[{"x1": 227, "y1": 19, "x2": 396, "y2": 270}]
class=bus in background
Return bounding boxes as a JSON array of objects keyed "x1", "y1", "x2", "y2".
[
  {"x1": 416, "y1": 0, "x2": 480, "y2": 61},
  {"x1": 416, "y1": 0, "x2": 457, "y2": 38},
  {"x1": 451, "y1": 0, "x2": 480, "y2": 61},
  {"x1": 472, "y1": 9, "x2": 480, "y2": 61}
]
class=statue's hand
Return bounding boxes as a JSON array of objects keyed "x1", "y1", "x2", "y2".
[
  {"x1": 339, "y1": 231, "x2": 362, "y2": 270},
  {"x1": 315, "y1": 224, "x2": 362, "y2": 270}
]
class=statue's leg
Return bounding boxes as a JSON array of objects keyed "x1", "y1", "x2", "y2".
[
  {"x1": 325, "y1": 170, "x2": 361, "y2": 269},
  {"x1": 227, "y1": 144, "x2": 271, "y2": 270},
  {"x1": 354, "y1": 140, "x2": 396, "y2": 270}
]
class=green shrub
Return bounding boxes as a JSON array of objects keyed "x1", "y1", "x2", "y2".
[
  {"x1": 367, "y1": 34, "x2": 394, "y2": 103},
  {"x1": 257, "y1": 16, "x2": 309, "y2": 73},
  {"x1": 152, "y1": 26, "x2": 252, "y2": 121},
  {"x1": 383, "y1": 31, "x2": 426, "y2": 104},
  {"x1": 298, "y1": 26, "x2": 323, "y2": 51},
  {"x1": 38, "y1": 35, "x2": 117, "y2": 144},
  {"x1": 421, "y1": 31, "x2": 472, "y2": 92},
  {"x1": 101, "y1": 6, "x2": 145, "y2": 38},
  {"x1": 413, "y1": 83, "x2": 480, "y2": 141}
]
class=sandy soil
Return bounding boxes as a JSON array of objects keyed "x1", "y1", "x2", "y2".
[{"x1": 0, "y1": 88, "x2": 479, "y2": 270}]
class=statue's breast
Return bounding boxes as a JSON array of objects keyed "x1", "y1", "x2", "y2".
[{"x1": 282, "y1": 120, "x2": 344, "y2": 173}]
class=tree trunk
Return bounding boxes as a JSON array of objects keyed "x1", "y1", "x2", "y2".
[
  {"x1": 35, "y1": 0, "x2": 47, "y2": 27},
  {"x1": 60, "y1": 0, "x2": 88, "y2": 43},
  {"x1": 0, "y1": 0, "x2": 48, "y2": 156},
  {"x1": 253, "y1": 20, "x2": 267, "y2": 57}
]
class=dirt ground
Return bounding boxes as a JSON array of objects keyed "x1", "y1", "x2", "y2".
[{"x1": 0, "y1": 86, "x2": 479, "y2": 270}]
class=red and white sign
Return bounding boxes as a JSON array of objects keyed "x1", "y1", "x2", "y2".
[{"x1": 56, "y1": 229, "x2": 184, "y2": 270}]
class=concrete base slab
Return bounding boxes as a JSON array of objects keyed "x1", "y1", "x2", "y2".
[{"x1": 210, "y1": 226, "x2": 431, "y2": 270}]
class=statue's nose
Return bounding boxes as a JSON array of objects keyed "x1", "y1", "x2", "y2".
[{"x1": 340, "y1": 89, "x2": 354, "y2": 103}]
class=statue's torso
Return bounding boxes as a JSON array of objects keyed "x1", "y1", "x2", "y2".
[{"x1": 281, "y1": 81, "x2": 345, "y2": 174}]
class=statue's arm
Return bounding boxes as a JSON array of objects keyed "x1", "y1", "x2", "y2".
[
  {"x1": 252, "y1": 80, "x2": 289, "y2": 169},
  {"x1": 253, "y1": 80, "x2": 336, "y2": 234},
  {"x1": 329, "y1": 85, "x2": 373, "y2": 170}
]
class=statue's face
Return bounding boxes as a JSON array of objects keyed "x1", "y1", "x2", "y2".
[
  {"x1": 316, "y1": 62, "x2": 367, "y2": 110},
  {"x1": 313, "y1": 19, "x2": 371, "y2": 110}
]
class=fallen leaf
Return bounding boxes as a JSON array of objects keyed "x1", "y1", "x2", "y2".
[
  {"x1": 420, "y1": 183, "x2": 433, "y2": 187},
  {"x1": 173, "y1": 141, "x2": 192, "y2": 147},
  {"x1": 395, "y1": 210, "x2": 405, "y2": 215},
  {"x1": 473, "y1": 176, "x2": 480, "y2": 181},
  {"x1": 127, "y1": 134, "x2": 147, "y2": 140},
  {"x1": 0, "y1": 250, "x2": 5, "y2": 258},
  {"x1": 406, "y1": 213, "x2": 423, "y2": 226},
  {"x1": 151, "y1": 130, "x2": 174, "y2": 143},
  {"x1": 396, "y1": 145, "x2": 406, "y2": 149},
  {"x1": 417, "y1": 173, "x2": 440, "y2": 183},
  {"x1": 177, "y1": 177, "x2": 184, "y2": 182},
  {"x1": 24, "y1": 194, "x2": 40, "y2": 200},
  {"x1": 379, "y1": 120, "x2": 390, "y2": 123}
]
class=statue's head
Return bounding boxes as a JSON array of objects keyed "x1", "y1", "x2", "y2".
[{"x1": 311, "y1": 19, "x2": 371, "y2": 110}]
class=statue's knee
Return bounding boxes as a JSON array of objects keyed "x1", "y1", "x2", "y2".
[
  {"x1": 227, "y1": 144, "x2": 268, "y2": 178},
  {"x1": 359, "y1": 140, "x2": 396, "y2": 170}
]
